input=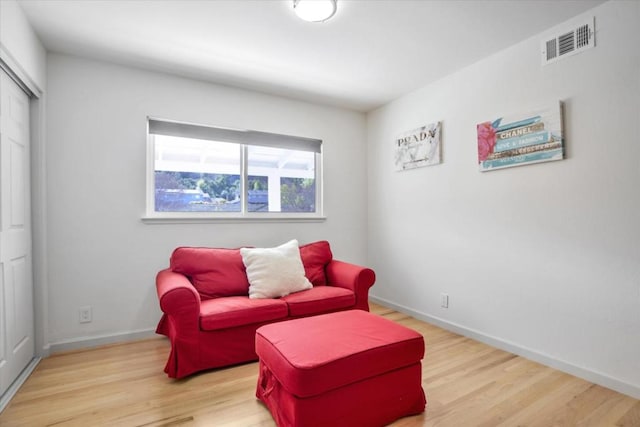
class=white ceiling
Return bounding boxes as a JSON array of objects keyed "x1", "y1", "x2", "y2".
[{"x1": 18, "y1": 0, "x2": 605, "y2": 112}]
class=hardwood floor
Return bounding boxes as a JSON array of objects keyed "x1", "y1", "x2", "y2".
[{"x1": 1, "y1": 303, "x2": 638, "y2": 426}]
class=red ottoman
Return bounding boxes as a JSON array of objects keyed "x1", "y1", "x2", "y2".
[{"x1": 255, "y1": 310, "x2": 426, "y2": 427}]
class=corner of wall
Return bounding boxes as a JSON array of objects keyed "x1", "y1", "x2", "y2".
[{"x1": 0, "y1": 0, "x2": 46, "y2": 95}]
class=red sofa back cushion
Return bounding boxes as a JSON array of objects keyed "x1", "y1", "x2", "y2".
[
  {"x1": 299, "y1": 240, "x2": 333, "y2": 286},
  {"x1": 170, "y1": 247, "x2": 249, "y2": 299},
  {"x1": 169, "y1": 241, "x2": 333, "y2": 299}
]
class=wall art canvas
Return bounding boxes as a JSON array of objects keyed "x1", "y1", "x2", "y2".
[
  {"x1": 395, "y1": 122, "x2": 442, "y2": 171},
  {"x1": 477, "y1": 102, "x2": 564, "y2": 172}
]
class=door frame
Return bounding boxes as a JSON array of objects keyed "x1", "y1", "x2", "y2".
[{"x1": 0, "y1": 58, "x2": 47, "y2": 413}]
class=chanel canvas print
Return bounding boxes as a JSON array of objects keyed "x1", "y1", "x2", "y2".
[{"x1": 477, "y1": 102, "x2": 564, "y2": 172}]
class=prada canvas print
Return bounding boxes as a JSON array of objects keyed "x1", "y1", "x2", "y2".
[
  {"x1": 395, "y1": 122, "x2": 442, "y2": 171},
  {"x1": 477, "y1": 102, "x2": 564, "y2": 172}
]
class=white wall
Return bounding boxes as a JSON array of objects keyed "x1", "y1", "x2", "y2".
[
  {"x1": 45, "y1": 53, "x2": 367, "y2": 348},
  {"x1": 367, "y1": 0, "x2": 640, "y2": 398},
  {"x1": 0, "y1": 0, "x2": 46, "y2": 93}
]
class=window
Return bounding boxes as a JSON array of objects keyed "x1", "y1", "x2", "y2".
[{"x1": 145, "y1": 118, "x2": 323, "y2": 221}]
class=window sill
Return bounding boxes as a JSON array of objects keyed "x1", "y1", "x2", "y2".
[{"x1": 141, "y1": 215, "x2": 327, "y2": 225}]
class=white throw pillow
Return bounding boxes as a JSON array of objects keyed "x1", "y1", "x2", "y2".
[{"x1": 240, "y1": 239, "x2": 312, "y2": 299}]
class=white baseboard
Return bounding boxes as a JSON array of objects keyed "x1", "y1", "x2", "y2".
[
  {"x1": 39, "y1": 343, "x2": 50, "y2": 359},
  {"x1": 0, "y1": 357, "x2": 41, "y2": 413},
  {"x1": 49, "y1": 328, "x2": 158, "y2": 354},
  {"x1": 370, "y1": 295, "x2": 640, "y2": 400}
]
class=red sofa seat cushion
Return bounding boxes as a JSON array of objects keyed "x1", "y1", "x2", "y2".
[
  {"x1": 200, "y1": 296, "x2": 288, "y2": 331},
  {"x1": 255, "y1": 310, "x2": 425, "y2": 398},
  {"x1": 299, "y1": 241, "x2": 332, "y2": 286},
  {"x1": 282, "y1": 286, "x2": 354, "y2": 317},
  {"x1": 170, "y1": 247, "x2": 250, "y2": 299}
]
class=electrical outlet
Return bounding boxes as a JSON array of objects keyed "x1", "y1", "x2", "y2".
[
  {"x1": 440, "y1": 293, "x2": 449, "y2": 309},
  {"x1": 79, "y1": 306, "x2": 92, "y2": 323}
]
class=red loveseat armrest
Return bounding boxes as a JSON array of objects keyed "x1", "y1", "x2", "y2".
[
  {"x1": 156, "y1": 269, "x2": 204, "y2": 378},
  {"x1": 156, "y1": 269, "x2": 201, "y2": 335},
  {"x1": 326, "y1": 260, "x2": 375, "y2": 311}
]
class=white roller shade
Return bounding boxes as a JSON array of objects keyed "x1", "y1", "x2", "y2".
[{"x1": 148, "y1": 118, "x2": 322, "y2": 153}]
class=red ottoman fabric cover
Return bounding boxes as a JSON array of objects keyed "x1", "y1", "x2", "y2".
[{"x1": 255, "y1": 310, "x2": 426, "y2": 426}]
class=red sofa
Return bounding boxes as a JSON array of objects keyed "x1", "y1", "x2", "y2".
[{"x1": 155, "y1": 241, "x2": 376, "y2": 379}]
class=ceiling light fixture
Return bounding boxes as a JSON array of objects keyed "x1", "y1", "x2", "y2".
[{"x1": 293, "y1": 0, "x2": 337, "y2": 23}]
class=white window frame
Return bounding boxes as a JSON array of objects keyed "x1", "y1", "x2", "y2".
[{"x1": 142, "y1": 117, "x2": 325, "y2": 223}]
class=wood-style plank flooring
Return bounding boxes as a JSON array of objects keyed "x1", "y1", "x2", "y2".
[{"x1": 1, "y1": 303, "x2": 638, "y2": 426}]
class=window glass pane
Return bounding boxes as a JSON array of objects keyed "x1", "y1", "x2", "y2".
[
  {"x1": 154, "y1": 135, "x2": 241, "y2": 212},
  {"x1": 247, "y1": 145, "x2": 315, "y2": 213},
  {"x1": 281, "y1": 178, "x2": 316, "y2": 212},
  {"x1": 247, "y1": 175, "x2": 269, "y2": 212}
]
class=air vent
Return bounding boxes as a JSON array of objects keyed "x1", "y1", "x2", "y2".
[
  {"x1": 542, "y1": 17, "x2": 595, "y2": 66},
  {"x1": 576, "y1": 24, "x2": 590, "y2": 48},
  {"x1": 558, "y1": 31, "x2": 575, "y2": 56},
  {"x1": 545, "y1": 39, "x2": 557, "y2": 61}
]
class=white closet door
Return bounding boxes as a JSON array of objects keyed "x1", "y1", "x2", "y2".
[{"x1": 0, "y1": 69, "x2": 35, "y2": 397}]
